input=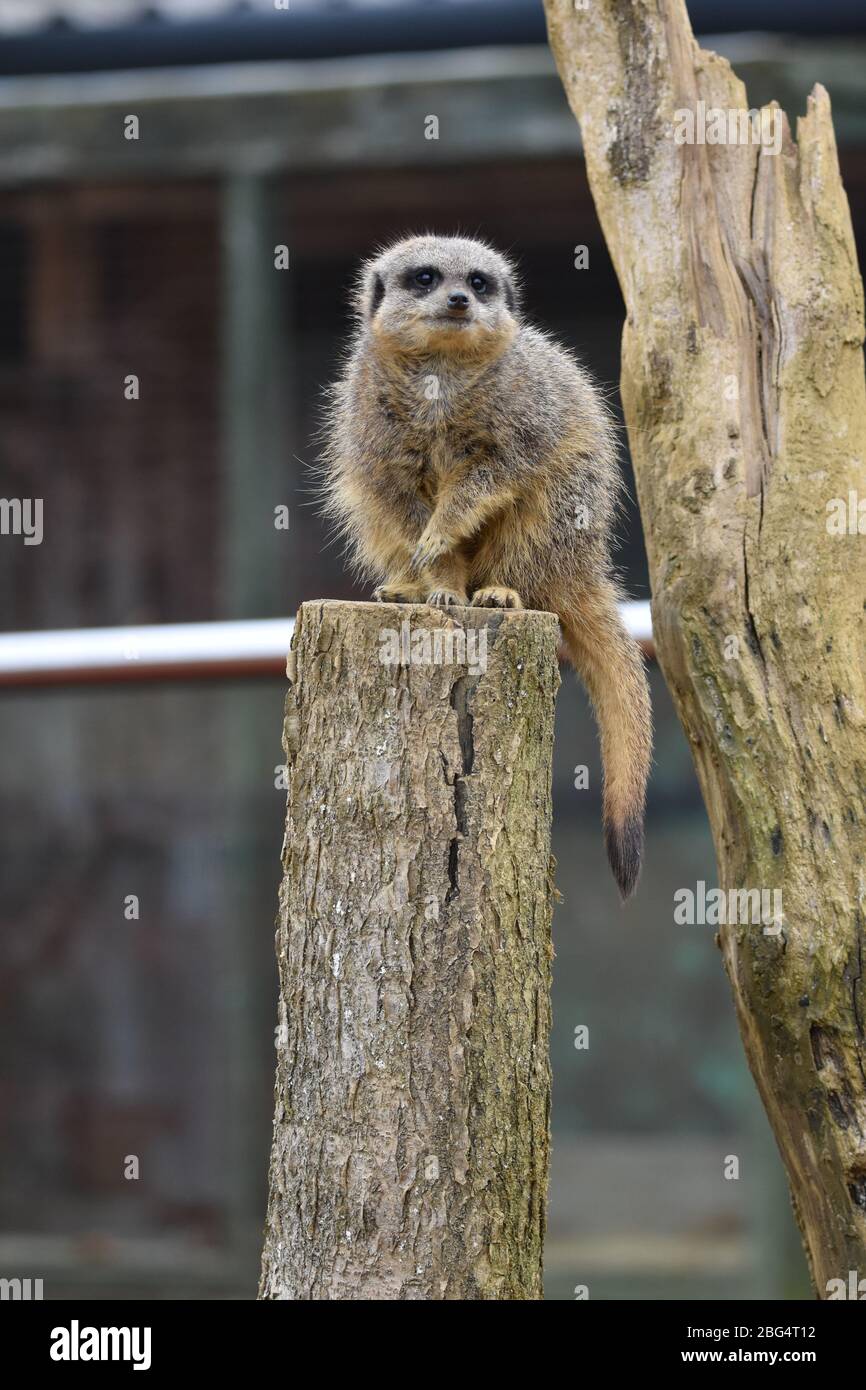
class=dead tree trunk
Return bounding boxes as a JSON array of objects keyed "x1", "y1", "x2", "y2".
[
  {"x1": 259, "y1": 599, "x2": 559, "y2": 1299},
  {"x1": 543, "y1": 0, "x2": 866, "y2": 1293}
]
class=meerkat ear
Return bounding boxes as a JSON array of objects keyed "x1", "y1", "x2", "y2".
[
  {"x1": 368, "y1": 273, "x2": 385, "y2": 318},
  {"x1": 358, "y1": 268, "x2": 384, "y2": 320},
  {"x1": 354, "y1": 261, "x2": 386, "y2": 320},
  {"x1": 503, "y1": 273, "x2": 520, "y2": 315}
]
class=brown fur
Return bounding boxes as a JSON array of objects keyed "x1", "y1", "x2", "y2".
[{"x1": 318, "y1": 234, "x2": 652, "y2": 898}]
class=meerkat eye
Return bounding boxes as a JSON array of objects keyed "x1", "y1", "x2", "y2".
[
  {"x1": 413, "y1": 268, "x2": 438, "y2": 290},
  {"x1": 469, "y1": 272, "x2": 489, "y2": 294}
]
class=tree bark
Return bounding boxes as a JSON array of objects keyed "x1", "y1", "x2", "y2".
[
  {"x1": 543, "y1": 0, "x2": 866, "y2": 1293},
  {"x1": 259, "y1": 599, "x2": 559, "y2": 1299}
]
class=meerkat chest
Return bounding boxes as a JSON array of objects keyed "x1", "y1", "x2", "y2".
[
  {"x1": 418, "y1": 430, "x2": 482, "y2": 502},
  {"x1": 429, "y1": 433, "x2": 457, "y2": 476},
  {"x1": 377, "y1": 376, "x2": 493, "y2": 497},
  {"x1": 395, "y1": 434, "x2": 452, "y2": 506}
]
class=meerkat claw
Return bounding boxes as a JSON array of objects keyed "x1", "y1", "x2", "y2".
[
  {"x1": 471, "y1": 586, "x2": 524, "y2": 609},
  {"x1": 426, "y1": 589, "x2": 465, "y2": 609}
]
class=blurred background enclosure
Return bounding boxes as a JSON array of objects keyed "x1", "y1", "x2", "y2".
[{"x1": 2, "y1": 0, "x2": 866, "y2": 1299}]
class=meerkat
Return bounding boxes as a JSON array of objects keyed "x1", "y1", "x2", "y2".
[{"x1": 319, "y1": 234, "x2": 652, "y2": 899}]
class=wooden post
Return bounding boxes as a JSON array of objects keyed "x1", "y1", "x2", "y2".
[
  {"x1": 259, "y1": 600, "x2": 559, "y2": 1300},
  {"x1": 543, "y1": 0, "x2": 866, "y2": 1292}
]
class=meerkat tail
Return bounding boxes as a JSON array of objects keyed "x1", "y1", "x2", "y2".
[{"x1": 558, "y1": 582, "x2": 652, "y2": 901}]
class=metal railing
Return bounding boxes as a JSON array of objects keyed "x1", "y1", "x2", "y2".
[{"x1": 0, "y1": 602, "x2": 653, "y2": 688}]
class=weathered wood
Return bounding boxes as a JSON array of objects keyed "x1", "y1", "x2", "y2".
[
  {"x1": 544, "y1": 0, "x2": 866, "y2": 1293},
  {"x1": 259, "y1": 599, "x2": 559, "y2": 1299}
]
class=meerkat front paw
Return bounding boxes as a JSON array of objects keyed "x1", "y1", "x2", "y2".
[
  {"x1": 374, "y1": 581, "x2": 424, "y2": 603},
  {"x1": 471, "y1": 586, "x2": 523, "y2": 609},
  {"x1": 426, "y1": 588, "x2": 466, "y2": 609},
  {"x1": 410, "y1": 528, "x2": 449, "y2": 575}
]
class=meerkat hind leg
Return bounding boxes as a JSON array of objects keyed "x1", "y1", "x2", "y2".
[{"x1": 471, "y1": 586, "x2": 523, "y2": 609}]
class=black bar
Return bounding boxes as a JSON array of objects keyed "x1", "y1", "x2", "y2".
[{"x1": 3, "y1": 1296, "x2": 863, "y2": 1371}]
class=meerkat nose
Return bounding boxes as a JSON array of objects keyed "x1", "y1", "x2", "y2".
[{"x1": 447, "y1": 292, "x2": 469, "y2": 311}]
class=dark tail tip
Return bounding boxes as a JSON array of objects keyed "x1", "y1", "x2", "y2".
[{"x1": 604, "y1": 811, "x2": 644, "y2": 901}]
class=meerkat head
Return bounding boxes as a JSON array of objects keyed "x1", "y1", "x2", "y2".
[{"x1": 356, "y1": 234, "x2": 520, "y2": 362}]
